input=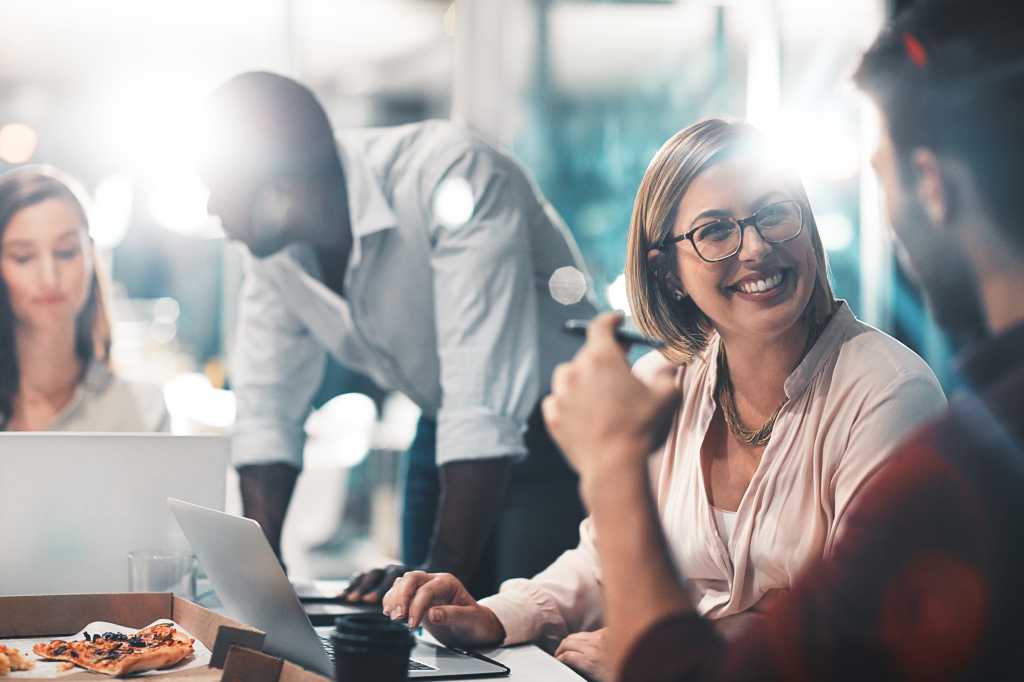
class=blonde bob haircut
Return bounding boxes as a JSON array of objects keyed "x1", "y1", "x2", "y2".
[{"x1": 626, "y1": 118, "x2": 836, "y2": 365}]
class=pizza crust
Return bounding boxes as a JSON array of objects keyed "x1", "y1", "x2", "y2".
[{"x1": 0, "y1": 645, "x2": 34, "y2": 676}]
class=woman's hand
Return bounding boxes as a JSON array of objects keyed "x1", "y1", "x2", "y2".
[
  {"x1": 381, "y1": 571, "x2": 506, "y2": 648},
  {"x1": 543, "y1": 313, "x2": 680, "y2": 488},
  {"x1": 554, "y1": 628, "x2": 611, "y2": 682}
]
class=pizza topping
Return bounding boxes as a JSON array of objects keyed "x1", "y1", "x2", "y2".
[{"x1": 33, "y1": 624, "x2": 195, "y2": 677}]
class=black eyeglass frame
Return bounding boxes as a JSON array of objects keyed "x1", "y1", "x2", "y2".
[{"x1": 657, "y1": 199, "x2": 805, "y2": 263}]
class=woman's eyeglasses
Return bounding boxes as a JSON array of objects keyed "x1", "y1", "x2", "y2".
[{"x1": 659, "y1": 199, "x2": 804, "y2": 263}]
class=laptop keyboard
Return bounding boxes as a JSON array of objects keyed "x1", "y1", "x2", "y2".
[{"x1": 320, "y1": 637, "x2": 436, "y2": 671}]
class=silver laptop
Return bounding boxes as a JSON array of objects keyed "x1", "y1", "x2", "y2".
[
  {"x1": 0, "y1": 433, "x2": 228, "y2": 596},
  {"x1": 168, "y1": 498, "x2": 509, "y2": 679}
]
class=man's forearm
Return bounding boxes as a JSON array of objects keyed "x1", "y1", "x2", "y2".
[
  {"x1": 423, "y1": 458, "x2": 513, "y2": 579},
  {"x1": 238, "y1": 462, "x2": 300, "y2": 560},
  {"x1": 583, "y1": 464, "x2": 693, "y2": 668}
]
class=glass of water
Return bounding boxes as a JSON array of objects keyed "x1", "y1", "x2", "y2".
[{"x1": 128, "y1": 549, "x2": 197, "y2": 600}]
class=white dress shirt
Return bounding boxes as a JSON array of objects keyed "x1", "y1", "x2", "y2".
[
  {"x1": 480, "y1": 303, "x2": 947, "y2": 649},
  {"x1": 231, "y1": 120, "x2": 597, "y2": 470}
]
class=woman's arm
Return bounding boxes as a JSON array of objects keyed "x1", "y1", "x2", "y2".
[
  {"x1": 827, "y1": 372, "x2": 946, "y2": 551},
  {"x1": 478, "y1": 516, "x2": 607, "y2": 649}
]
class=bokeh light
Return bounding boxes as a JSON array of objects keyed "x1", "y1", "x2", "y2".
[
  {"x1": 0, "y1": 123, "x2": 38, "y2": 164},
  {"x1": 548, "y1": 266, "x2": 588, "y2": 305},
  {"x1": 432, "y1": 177, "x2": 475, "y2": 229}
]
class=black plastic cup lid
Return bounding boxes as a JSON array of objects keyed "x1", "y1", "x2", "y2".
[{"x1": 333, "y1": 613, "x2": 414, "y2": 644}]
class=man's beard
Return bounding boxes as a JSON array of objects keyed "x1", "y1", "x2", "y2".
[{"x1": 890, "y1": 195, "x2": 989, "y2": 350}]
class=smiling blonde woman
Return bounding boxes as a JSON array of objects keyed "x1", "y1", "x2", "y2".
[{"x1": 380, "y1": 119, "x2": 946, "y2": 682}]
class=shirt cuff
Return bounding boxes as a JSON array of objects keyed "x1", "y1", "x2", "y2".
[
  {"x1": 435, "y1": 409, "x2": 528, "y2": 466},
  {"x1": 231, "y1": 422, "x2": 305, "y2": 469},
  {"x1": 479, "y1": 585, "x2": 545, "y2": 646}
]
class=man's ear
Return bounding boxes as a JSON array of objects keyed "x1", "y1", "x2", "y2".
[{"x1": 910, "y1": 148, "x2": 950, "y2": 227}]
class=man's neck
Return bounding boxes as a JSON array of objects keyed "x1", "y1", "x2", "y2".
[
  {"x1": 309, "y1": 171, "x2": 353, "y2": 297},
  {"x1": 978, "y1": 269, "x2": 1024, "y2": 335},
  {"x1": 967, "y1": 226, "x2": 1024, "y2": 336}
]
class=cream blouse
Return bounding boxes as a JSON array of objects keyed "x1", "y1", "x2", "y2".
[
  {"x1": 480, "y1": 303, "x2": 947, "y2": 650},
  {"x1": 4, "y1": 361, "x2": 169, "y2": 433}
]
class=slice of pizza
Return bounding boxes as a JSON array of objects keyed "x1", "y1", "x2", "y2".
[
  {"x1": 33, "y1": 623, "x2": 194, "y2": 677},
  {"x1": 0, "y1": 645, "x2": 35, "y2": 675}
]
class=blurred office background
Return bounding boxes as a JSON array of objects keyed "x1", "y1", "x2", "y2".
[{"x1": 0, "y1": 0, "x2": 946, "y2": 577}]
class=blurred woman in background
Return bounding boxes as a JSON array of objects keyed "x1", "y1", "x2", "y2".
[{"x1": 0, "y1": 166, "x2": 166, "y2": 431}]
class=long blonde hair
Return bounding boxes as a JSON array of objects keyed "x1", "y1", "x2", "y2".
[{"x1": 625, "y1": 119, "x2": 835, "y2": 365}]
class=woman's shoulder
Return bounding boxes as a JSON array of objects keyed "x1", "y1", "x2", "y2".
[
  {"x1": 832, "y1": 312, "x2": 943, "y2": 396},
  {"x1": 83, "y1": 364, "x2": 169, "y2": 432},
  {"x1": 633, "y1": 335, "x2": 718, "y2": 388},
  {"x1": 632, "y1": 350, "x2": 675, "y2": 383}
]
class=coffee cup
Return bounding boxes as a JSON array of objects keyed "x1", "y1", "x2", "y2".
[{"x1": 330, "y1": 613, "x2": 414, "y2": 682}]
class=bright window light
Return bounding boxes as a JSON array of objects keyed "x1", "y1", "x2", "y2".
[
  {"x1": 816, "y1": 212, "x2": 855, "y2": 252},
  {"x1": 90, "y1": 174, "x2": 134, "y2": 250},
  {"x1": 147, "y1": 172, "x2": 221, "y2": 238},
  {"x1": 606, "y1": 272, "x2": 630, "y2": 315},
  {"x1": 98, "y1": 78, "x2": 221, "y2": 238}
]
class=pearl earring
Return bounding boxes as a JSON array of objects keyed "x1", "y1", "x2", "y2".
[{"x1": 673, "y1": 290, "x2": 685, "y2": 301}]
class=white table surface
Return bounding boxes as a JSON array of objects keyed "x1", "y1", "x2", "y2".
[
  {"x1": 409, "y1": 622, "x2": 584, "y2": 682},
  {"x1": 469, "y1": 642, "x2": 585, "y2": 681},
  {"x1": 202, "y1": 579, "x2": 585, "y2": 682}
]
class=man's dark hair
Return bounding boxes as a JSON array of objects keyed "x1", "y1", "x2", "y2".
[
  {"x1": 854, "y1": 0, "x2": 1024, "y2": 249},
  {"x1": 205, "y1": 71, "x2": 343, "y2": 181}
]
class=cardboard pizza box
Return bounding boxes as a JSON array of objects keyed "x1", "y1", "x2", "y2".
[
  {"x1": 219, "y1": 645, "x2": 332, "y2": 682},
  {"x1": 0, "y1": 593, "x2": 280, "y2": 680}
]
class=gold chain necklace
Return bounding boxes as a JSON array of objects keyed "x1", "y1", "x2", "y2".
[
  {"x1": 715, "y1": 304, "x2": 838, "y2": 448},
  {"x1": 716, "y1": 351, "x2": 781, "y2": 448}
]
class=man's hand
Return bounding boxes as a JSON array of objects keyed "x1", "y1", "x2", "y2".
[
  {"x1": 238, "y1": 462, "x2": 299, "y2": 563},
  {"x1": 342, "y1": 564, "x2": 411, "y2": 604},
  {"x1": 382, "y1": 571, "x2": 506, "y2": 648},
  {"x1": 555, "y1": 628, "x2": 611, "y2": 682},
  {"x1": 542, "y1": 312, "x2": 680, "y2": 490},
  {"x1": 543, "y1": 317, "x2": 692, "y2": 679},
  {"x1": 342, "y1": 458, "x2": 513, "y2": 604}
]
